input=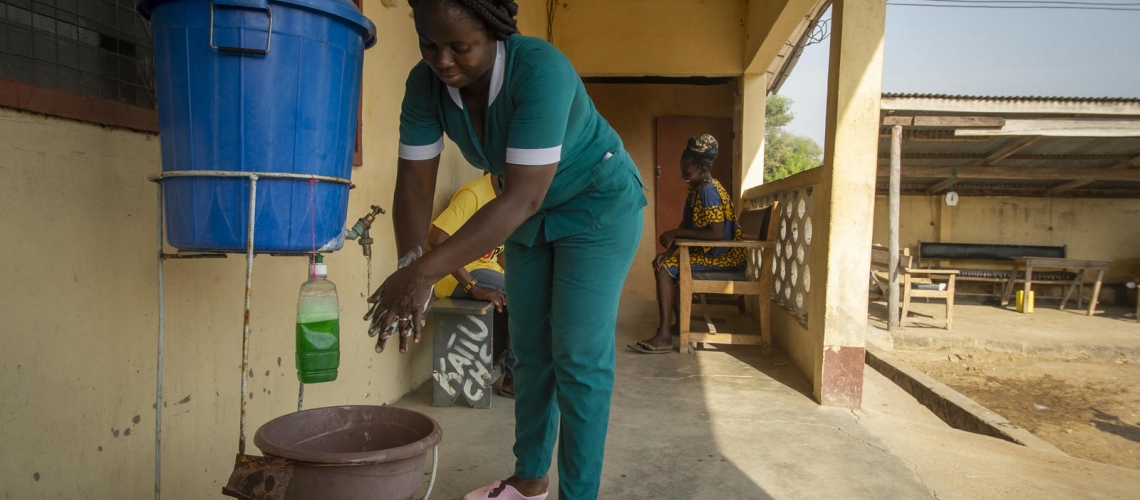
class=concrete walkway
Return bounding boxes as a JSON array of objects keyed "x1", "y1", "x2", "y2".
[
  {"x1": 395, "y1": 300, "x2": 1140, "y2": 499},
  {"x1": 869, "y1": 300, "x2": 1140, "y2": 360}
]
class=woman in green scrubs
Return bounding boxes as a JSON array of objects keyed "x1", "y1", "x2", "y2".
[{"x1": 365, "y1": 1, "x2": 646, "y2": 499}]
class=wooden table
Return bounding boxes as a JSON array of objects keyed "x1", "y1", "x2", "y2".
[{"x1": 1000, "y1": 257, "x2": 1111, "y2": 316}]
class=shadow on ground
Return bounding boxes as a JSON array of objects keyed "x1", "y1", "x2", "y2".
[
  {"x1": 396, "y1": 300, "x2": 933, "y2": 499},
  {"x1": 1092, "y1": 408, "x2": 1140, "y2": 444}
]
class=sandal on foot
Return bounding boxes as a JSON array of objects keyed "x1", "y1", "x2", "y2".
[
  {"x1": 627, "y1": 341, "x2": 673, "y2": 354},
  {"x1": 464, "y1": 481, "x2": 548, "y2": 500}
]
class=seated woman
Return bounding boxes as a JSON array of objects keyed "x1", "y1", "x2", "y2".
[{"x1": 630, "y1": 134, "x2": 745, "y2": 354}]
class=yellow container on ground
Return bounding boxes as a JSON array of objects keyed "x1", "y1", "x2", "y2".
[{"x1": 1016, "y1": 290, "x2": 1035, "y2": 313}]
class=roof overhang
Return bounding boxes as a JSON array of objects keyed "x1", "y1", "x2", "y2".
[
  {"x1": 878, "y1": 94, "x2": 1140, "y2": 198},
  {"x1": 766, "y1": 0, "x2": 832, "y2": 94}
]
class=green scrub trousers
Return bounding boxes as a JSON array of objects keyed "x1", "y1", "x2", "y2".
[{"x1": 504, "y1": 208, "x2": 643, "y2": 500}]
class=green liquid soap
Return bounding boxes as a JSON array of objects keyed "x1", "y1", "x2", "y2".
[
  {"x1": 296, "y1": 257, "x2": 340, "y2": 383},
  {"x1": 296, "y1": 316, "x2": 340, "y2": 383}
]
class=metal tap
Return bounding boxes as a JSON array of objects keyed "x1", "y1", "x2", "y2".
[{"x1": 345, "y1": 205, "x2": 385, "y2": 257}]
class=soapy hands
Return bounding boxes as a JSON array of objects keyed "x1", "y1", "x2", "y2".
[{"x1": 365, "y1": 247, "x2": 434, "y2": 353}]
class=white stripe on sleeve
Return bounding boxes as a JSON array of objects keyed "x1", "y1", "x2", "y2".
[
  {"x1": 505, "y1": 145, "x2": 562, "y2": 166},
  {"x1": 398, "y1": 139, "x2": 444, "y2": 161}
]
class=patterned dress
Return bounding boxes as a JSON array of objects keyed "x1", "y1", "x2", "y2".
[{"x1": 663, "y1": 178, "x2": 746, "y2": 278}]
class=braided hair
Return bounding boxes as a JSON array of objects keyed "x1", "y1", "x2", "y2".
[
  {"x1": 682, "y1": 134, "x2": 719, "y2": 168},
  {"x1": 410, "y1": 0, "x2": 520, "y2": 41}
]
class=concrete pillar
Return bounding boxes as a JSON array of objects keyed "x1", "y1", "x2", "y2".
[
  {"x1": 811, "y1": 0, "x2": 887, "y2": 408},
  {"x1": 739, "y1": 73, "x2": 768, "y2": 201}
]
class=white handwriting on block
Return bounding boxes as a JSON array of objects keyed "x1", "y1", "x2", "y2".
[{"x1": 436, "y1": 313, "x2": 494, "y2": 404}]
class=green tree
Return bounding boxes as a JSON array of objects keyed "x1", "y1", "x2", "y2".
[{"x1": 764, "y1": 95, "x2": 822, "y2": 183}]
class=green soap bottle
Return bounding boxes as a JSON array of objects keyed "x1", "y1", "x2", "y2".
[{"x1": 296, "y1": 255, "x2": 339, "y2": 383}]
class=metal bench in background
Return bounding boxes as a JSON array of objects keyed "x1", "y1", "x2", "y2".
[{"x1": 917, "y1": 241, "x2": 1074, "y2": 298}]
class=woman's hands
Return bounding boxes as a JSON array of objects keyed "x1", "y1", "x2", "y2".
[
  {"x1": 469, "y1": 285, "x2": 506, "y2": 312},
  {"x1": 371, "y1": 160, "x2": 554, "y2": 355},
  {"x1": 653, "y1": 248, "x2": 676, "y2": 271},
  {"x1": 655, "y1": 229, "x2": 681, "y2": 271},
  {"x1": 427, "y1": 225, "x2": 506, "y2": 314},
  {"x1": 661, "y1": 219, "x2": 730, "y2": 249},
  {"x1": 365, "y1": 247, "x2": 435, "y2": 353}
]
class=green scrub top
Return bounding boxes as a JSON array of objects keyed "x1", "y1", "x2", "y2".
[{"x1": 398, "y1": 35, "x2": 647, "y2": 247}]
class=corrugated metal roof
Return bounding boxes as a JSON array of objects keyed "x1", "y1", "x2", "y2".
[
  {"x1": 880, "y1": 94, "x2": 1140, "y2": 117},
  {"x1": 876, "y1": 97, "x2": 1140, "y2": 198},
  {"x1": 882, "y1": 93, "x2": 1140, "y2": 104},
  {"x1": 878, "y1": 179, "x2": 1140, "y2": 198},
  {"x1": 876, "y1": 135, "x2": 1140, "y2": 168}
]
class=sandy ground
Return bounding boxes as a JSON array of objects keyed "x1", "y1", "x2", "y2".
[{"x1": 893, "y1": 346, "x2": 1140, "y2": 469}]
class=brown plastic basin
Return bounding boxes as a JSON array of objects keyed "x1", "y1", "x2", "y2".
[{"x1": 251, "y1": 405, "x2": 442, "y2": 500}]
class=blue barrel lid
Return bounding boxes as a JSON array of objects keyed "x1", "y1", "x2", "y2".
[{"x1": 137, "y1": 0, "x2": 377, "y2": 48}]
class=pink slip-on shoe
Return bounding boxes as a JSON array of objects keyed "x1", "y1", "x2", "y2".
[{"x1": 463, "y1": 480, "x2": 549, "y2": 500}]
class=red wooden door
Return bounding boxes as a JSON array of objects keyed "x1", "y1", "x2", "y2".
[{"x1": 655, "y1": 117, "x2": 735, "y2": 253}]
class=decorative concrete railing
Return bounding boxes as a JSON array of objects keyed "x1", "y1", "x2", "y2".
[{"x1": 741, "y1": 168, "x2": 822, "y2": 327}]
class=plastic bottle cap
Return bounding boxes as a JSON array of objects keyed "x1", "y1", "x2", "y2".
[{"x1": 311, "y1": 264, "x2": 328, "y2": 277}]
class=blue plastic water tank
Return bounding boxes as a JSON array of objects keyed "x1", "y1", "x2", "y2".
[{"x1": 138, "y1": 0, "x2": 376, "y2": 253}]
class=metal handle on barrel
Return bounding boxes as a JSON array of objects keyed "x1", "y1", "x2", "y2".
[{"x1": 210, "y1": 0, "x2": 273, "y2": 55}]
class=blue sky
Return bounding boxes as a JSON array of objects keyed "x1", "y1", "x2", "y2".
[{"x1": 778, "y1": 3, "x2": 1140, "y2": 145}]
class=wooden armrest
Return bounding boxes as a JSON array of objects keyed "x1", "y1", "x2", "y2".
[
  {"x1": 904, "y1": 269, "x2": 960, "y2": 275},
  {"x1": 675, "y1": 239, "x2": 774, "y2": 249}
]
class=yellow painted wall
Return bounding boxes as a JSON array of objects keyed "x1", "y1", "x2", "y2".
[
  {"x1": 770, "y1": 309, "x2": 820, "y2": 391},
  {"x1": 0, "y1": 1, "x2": 831, "y2": 493},
  {"x1": 0, "y1": 1, "x2": 483, "y2": 497},
  {"x1": 585, "y1": 82, "x2": 739, "y2": 301},
  {"x1": 871, "y1": 195, "x2": 940, "y2": 256},
  {"x1": 741, "y1": 170, "x2": 825, "y2": 401},
  {"x1": 873, "y1": 195, "x2": 1140, "y2": 284},
  {"x1": 550, "y1": 0, "x2": 748, "y2": 77},
  {"x1": 744, "y1": 0, "x2": 818, "y2": 72},
  {"x1": 515, "y1": 0, "x2": 549, "y2": 37}
]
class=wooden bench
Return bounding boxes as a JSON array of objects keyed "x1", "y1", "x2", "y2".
[
  {"x1": 917, "y1": 241, "x2": 1075, "y2": 297},
  {"x1": 871, "y1": 245, "x2": 959, "y2": 329},
  {"x1": 677, "y1": 203, "x2": 779, "y2": 354},
  {"x1": 429, "y1": 298, "x2": 502, "y2": 408}
]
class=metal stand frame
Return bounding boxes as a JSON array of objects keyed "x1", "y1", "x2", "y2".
[{"x1": 149, "y1": 170, "x2": 351, "y2": 500}]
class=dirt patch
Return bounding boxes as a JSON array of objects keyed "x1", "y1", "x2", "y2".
[{"x1": 893, "y1": 347, "x2": 1140, "y2": 469}]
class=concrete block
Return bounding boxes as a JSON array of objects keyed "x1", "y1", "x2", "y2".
[{"x1": 429, "y1": 298, "x2": 499, "y2": 408}]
